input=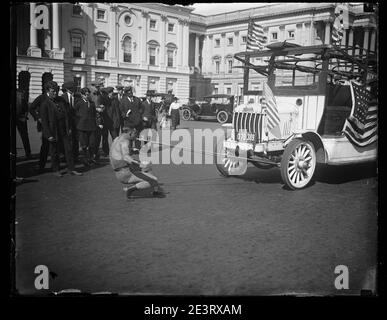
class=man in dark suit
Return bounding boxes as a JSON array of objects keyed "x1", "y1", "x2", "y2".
[
  {"x1": 99, "y1": 87, "x2": 121, "y2": 156},
  {"x1": 39, "y1": 81, "x2": 82, "y2": 177},
  {"x1": 16, "y1": 88, "x2": 32, "y2": 158},
  {"x1": 119, "y1": 87, "x2": 143, "y2": 151},
  {"x1": 141, "y1": 92, "x2": 157, "y2": 130},
  {"x1": 74, "y1": 87, "x2": 99, "y2": 166},
  {"x1": 29, "y1": 89, "x2": 51, "y2": 171},
  {"x1": 61, "y1": 81, "x2": 79, "y2": 162}
]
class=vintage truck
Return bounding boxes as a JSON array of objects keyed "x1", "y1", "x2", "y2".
[{"x1": 215, "y1": 42, "x2": 377, "y2": 189}]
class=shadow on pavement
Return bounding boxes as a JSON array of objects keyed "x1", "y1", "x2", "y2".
[
  {"x1": 15, "y1": 157, "x2": 111, "y2": 179},
  {"x1": 231, "y1": 161, "x2": 377, "y2": 186},
  {"x1": 314, "y1": 161, "x2": 377, "y2": 184}
]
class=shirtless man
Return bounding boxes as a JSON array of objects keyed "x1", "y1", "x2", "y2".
[{"x1": 109, "y1": 127, "x2": 165, "y2": 199}]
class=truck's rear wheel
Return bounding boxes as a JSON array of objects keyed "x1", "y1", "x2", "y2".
[{"x1": 280, "y1": 138, "x2": 316, "y2": 190}]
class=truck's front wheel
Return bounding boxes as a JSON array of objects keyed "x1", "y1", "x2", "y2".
[{"x1": 280, "y1": 138, "x2": 316, "y2": 190}]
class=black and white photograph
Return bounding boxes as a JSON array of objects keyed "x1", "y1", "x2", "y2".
[{"x1": 11, "y1": 2, "x2": 378, "y2": 302}]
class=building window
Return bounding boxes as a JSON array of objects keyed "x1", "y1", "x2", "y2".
[
  {"x1": 227, "y1": 59, "x2": 233, "y2": 73},
  {"x1": 228, "y1": 37, "x2": 233, "y2": 46},
  {"x1": 226, "y1": 87, "x2": 232, "y2": 95},
  {"x1": 168, "y1": 23, "x2": 174, "y2": 32},
  {"x1": 97, "y1": 9, "x2": 106, "y2": 21},
  {"x1": 287, "y1": 30, "x2": 295, "y2": 39},
  {"x1": 72, "y1": 35, "x2": 82, "y2": 58},
  {"x1": 150, "y1": 19, "x2": 156, "y2": 30},
  {"x1": 215, "y1": 39, "x2": 220, "y2": 47},
  {"x1": 97, "y1": 39, "x2": 106, "y2": 60},
  {"x1": 72, "y1": 4, "x2": 82, "y2": 16},
  {"x1": 149, "y1": 47, "x2": 156, "y2": 65},
  {"x1": 166, "y1": 43, "x2": 176, "y2": 67},
  {"x1": 123, "y1": 36, "x2": 132, "y2": 63},
  {"x1": 124, "y1": 15, "x2": 131, "y2": 26},
  {"x1": 167, "y1": 49, "x2": 174, "y2": 67},
  {"x1": 215, "y1": 61, "x2": 220, "y2": 74},
  {"x1": 214, "y1": 87, "x2": 219, "y2": 94},
  {"x1": 271, "y1": 32, "x2": 278, "y2": 41},
  {"x1": 242, "y1": 36, "x2": 247, "y2": 43}
]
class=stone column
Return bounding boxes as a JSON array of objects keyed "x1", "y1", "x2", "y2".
[
  {"x1": 202, "y1": 35, "x2": 208, "y2": 74},
  {"x1": 52, "y1": 3, "x2": 59, "y2": 49},
  {"x1": 177, "y1": 19, "x2": 184, "y2": 67},
  {"x1": 160, "y1": 15, "x2": 168, "y2": 67},
  {"x1": 109, "y1": 5, "x2": 118, "y2": 66},
  {"x1": 363, "y1": 27, "x2": 370, "y2": 52},
  {"x1": 194, "y1": 34, "x2": 199, "y2": 69},
  {"x1": 370, "y1": 28, "x2": 376, "y2": 53},
  {"x1": 324, "y1": 20, "x2": 331, "y2": 45},
  {"x1": 341, "y1": 28, "x2": 347, "y2": 47},
  {"x1": 183, "y1": 20, "x2": 189, "y2": 68},
  {"x1": 28, "y1": 3, "x2": 41, "y2": 57},
  {"x1": 221, "y1": 32, "x2": 226, "y2": 73},
  {"x1": 141, "y1": 10, "x2": 148, "y2": 67},
  {"x1": 348, "y1": 27, "x2": 354, "y2": 55}
]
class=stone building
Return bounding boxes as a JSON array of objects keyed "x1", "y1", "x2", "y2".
[
  {"x1": 14, "y1": 3, "x2": 377, "y2": 103},
  {"x1": 15, "y1": 2, "x2": 193, "y2": 102},
  {"x1": 188, "y1": 2, "x2": 378, "y2": 99}
]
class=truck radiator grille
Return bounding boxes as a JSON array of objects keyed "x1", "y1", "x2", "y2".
[{"x1": 233, "y1": 112, "x2": 265, "y2": 143}]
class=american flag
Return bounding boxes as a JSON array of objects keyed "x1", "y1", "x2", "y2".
[
  {"x1": 332, "y1": 9, "x2": 344, "y2": 45},
  {"x1": 343, "y1": 81, "x2": 378, "y2": 147},
  {"x1": 263, "y1": 82, "x2": 281, "y2": 132},
  {"x1": 246, "y1": 19, "x2": 267, "y2": 51}
]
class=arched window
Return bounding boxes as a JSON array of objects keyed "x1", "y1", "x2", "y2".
[
  {"x1": 69, "y1": 28, "x2": 86, "y2": 58},
  {"x1": 213, "y1": 55, "x2": 221, "y2": 74},
  {"x1": 166, "y1": 43, "x2": 177, "y2": 67},
  {"x1": 147, "y1": 40, "x2": 160, "y2": 66},
  {"x1": 123, "y1": 36, "x2": 132, "y2": 63},
  {"x1": 94, "y1": 32, "x2": 109, "y2": 60}
]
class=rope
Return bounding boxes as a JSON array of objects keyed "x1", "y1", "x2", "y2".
[{"x1": 136, "y1": 138, "x2": 277, "y2": 165}]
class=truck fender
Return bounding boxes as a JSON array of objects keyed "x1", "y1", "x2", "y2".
[{"x1": 285, "y1": 132, "x2": 327, "y2": 164}]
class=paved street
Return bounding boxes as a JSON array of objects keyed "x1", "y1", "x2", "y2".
[{"x1": 15, "y1": 118, "x2": 377, "y2": 295}]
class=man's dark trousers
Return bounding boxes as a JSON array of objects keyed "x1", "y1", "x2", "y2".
[
  {"x1": 16, "y1": 119, "x2": 31, "y2": 156},
  {"x1": 49, "y1": 119, "x2": 75, "y2": 172}
]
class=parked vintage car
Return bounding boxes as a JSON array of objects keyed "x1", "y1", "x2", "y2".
[
  {"x1": 215, "y1": 42, "x2": 377, "y2": 190},
  {"x1": 181, "y1": 94, "x2": 235, "y2": 124}
]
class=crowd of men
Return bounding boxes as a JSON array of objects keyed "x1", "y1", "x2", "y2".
[{"x1": 20, "y1": 81, "x2": 177, "y2": 177}]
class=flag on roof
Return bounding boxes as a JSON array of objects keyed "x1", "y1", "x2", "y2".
[
  {"x1": 332, "y1": 7, "x2": 344, "y2": 45},
  {"x1": 246, "y1": 19, "x2": 267, "y2": 51}
]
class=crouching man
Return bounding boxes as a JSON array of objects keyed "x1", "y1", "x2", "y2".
[{"x1": 110, "y1": 127, "x2": 165, "y2": 199}]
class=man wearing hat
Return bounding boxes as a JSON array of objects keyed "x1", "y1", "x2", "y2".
[
  {"x1": 141, "y1": 92, "x2": 157, "y2": 130},
  {"x1": 98, "y1": 87, "x2": 121, "y2": 156},
  {"x1": 116, "y1": 85, "x2": 124, "y2": 102},
  {"x1": 119, "y1": 87, "x2": 143, "y2": 150},
  {"x1": 61, "y1": 81, "x2": 79, "y2": 162},
  {"x1": 74, "y1": 87, "x2": 99, "y2": 166},
  {"x1": 40, "y1": 81, "x2": 82, "y2": 177}
]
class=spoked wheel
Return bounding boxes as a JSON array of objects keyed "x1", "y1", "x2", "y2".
[
  {"x1": 216, "y1": 110, "x2": 229, "y2": 124},
  {"x1": 181, "y1": 108, "x2": 192, "y2": 121},
  {"x1": 214, "y1": 138, "x2": 247, "y2": 177},
  {"x1": 280, "y1": 138, "x2": 316, "y2": 190}
]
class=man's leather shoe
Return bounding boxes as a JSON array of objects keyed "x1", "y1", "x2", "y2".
[
  {"x1": 53, "y1": 172, "x2": 63, "y2": 178},
  {"x1": 70, "y1": 170, "x2": 83, "y2": 176}
]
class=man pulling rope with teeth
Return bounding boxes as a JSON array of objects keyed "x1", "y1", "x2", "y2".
[{"x1": 109, "y1": 127, "x2": 165, "y2": 199}]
